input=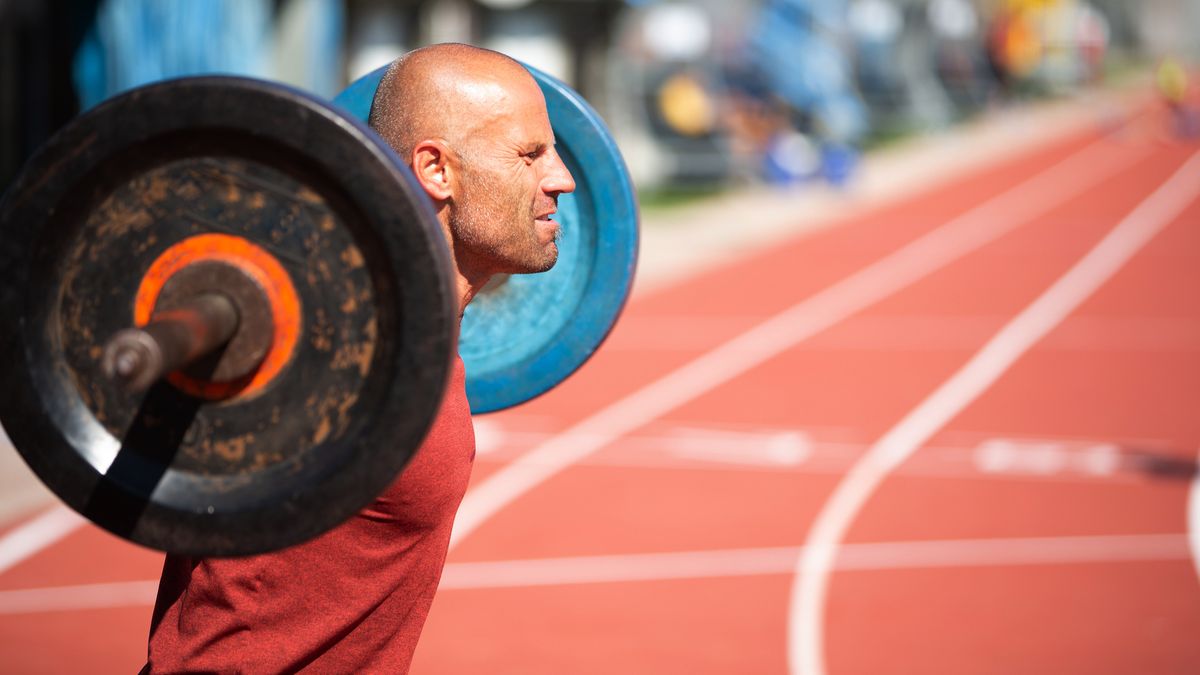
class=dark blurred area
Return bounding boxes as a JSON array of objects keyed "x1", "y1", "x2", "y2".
[{"x1": 1, "y1": 0, "x2": 1196, "y2": 195}]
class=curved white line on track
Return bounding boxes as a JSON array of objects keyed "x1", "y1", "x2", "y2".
[
  {"x1": 1188, "y1": 448, "x2": 1200, "y2": 584},
  {"x1": 0, "y1": 506, "x2": 85, "y2": 577},
  {"x1": 788, "y1": 149, "x2": 1200, "y2": 675},
  {"x1": 448, "y1": 136, "x2": 1146, "y2": 552}
]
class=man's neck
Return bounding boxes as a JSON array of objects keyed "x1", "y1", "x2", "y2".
[{"x1": 455, "y1": 273, "x2": 479, "y2": 318}]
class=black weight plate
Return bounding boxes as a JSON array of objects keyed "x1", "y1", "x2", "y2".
[{"x1": 0, "y1": 77, "x2": 458, "y2": 556}]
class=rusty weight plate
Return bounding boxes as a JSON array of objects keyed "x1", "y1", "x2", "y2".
[{"x1": 0, "y1": 77, "x2": 458, "y2": 556}]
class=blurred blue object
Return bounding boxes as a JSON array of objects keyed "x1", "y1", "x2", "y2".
[
  {"x1": 762, "y1": 130, "x2": 859, "y2": 187},
  {"x1": 762, "y1": 129, "x2": 821, "y2": 185},
  {"x1": 748, "y1": 0, "x2": 868, "y2": 144},
  {"x1": 759, "y1": 0, "x2": 845, "y2": 31},
  {"x1": 275, "y1": 0, "x2": 345, "y2": 98},
  {"x1": 819, "y1": 141, "x2": 859, "y2": 187},
  {"x1": 849, "y1": 0, "x2": 905, "y2": 109},
  {"x1": 73, "y1": 0, "x2": 272, "y2": 109},
  {"x1": 71, "y1": 0, "x2": 345, "y2": 108}
]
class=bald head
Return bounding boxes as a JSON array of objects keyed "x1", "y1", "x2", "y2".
[
  {"x1": 365, "y1": 43, "x2": 575, "y2": 303},
  {"x1": 368, "y1": 43, "x2": 540, "y2": 162}
]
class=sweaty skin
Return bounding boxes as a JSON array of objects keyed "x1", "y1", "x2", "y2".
[{"x1": 369, "y1": 44, "x2": 577, "y2": 314}]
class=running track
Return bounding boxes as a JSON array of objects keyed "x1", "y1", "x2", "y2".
[{"x1": 2, "y1": 102, "x2": 1200, "y2": 673}]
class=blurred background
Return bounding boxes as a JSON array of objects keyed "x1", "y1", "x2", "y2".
[{"x1": 2, "y1": 0, "x2": 1197, "y2": 197}]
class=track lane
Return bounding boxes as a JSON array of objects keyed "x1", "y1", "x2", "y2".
[
  {"x1": 461, "y1": 125, "x2": 1128, "y2": 487},
  {"x1": 819, "y1": 146, "x2": 1200, "y2": 674},
  {"x1": 0, "y1": 107, "x2": 1175, "y2": 674},
  {"x1": 407, "y1": 127, "x2": 1192, "y2": 671},
  {"x1": 449, "y1": 127, "x2": 1145, "y2": 558},
  {"x1": 829, "y1": 562, "x2": 1200, "y2": 675},
  {"x1": 794, "y1": 146, "x2": 1200, "y2": 675},
  {"x1": 450, "y1": 128, "x2": 1153, "y2": 562}
]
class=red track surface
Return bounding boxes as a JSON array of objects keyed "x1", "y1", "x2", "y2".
[{"x1": 2, "y1": 105, "x2": 1199, "y2": 674}]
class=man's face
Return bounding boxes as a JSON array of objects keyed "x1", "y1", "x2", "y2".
[{"x1": 449, "y1": 78, "x2": 576, "y2": 275}]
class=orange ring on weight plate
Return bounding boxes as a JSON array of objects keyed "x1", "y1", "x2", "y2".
[{"x1": 134, "y1": 233, "x2": 301, "y2": 400}]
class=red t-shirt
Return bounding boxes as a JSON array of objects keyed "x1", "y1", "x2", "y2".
[{"x1": 144, "y1": 357, "x2": 474, "y2": 673}]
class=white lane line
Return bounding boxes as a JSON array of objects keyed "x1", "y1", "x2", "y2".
[
  {"x1": 0, "y1": 505, "x2": 85, "y2": 577},
  {"x1": 0, "y1": 580, "x2": 157, "y2": 615},
  {"x1": 450, "y1": 136, "x2": 1145, "y2": 551},
  {"x1": 476, "y1": 422, "x2": 1154, "y2": 480},
  {"x1": 444, "y1": 533, "x2": 1190, "y2": 586},
  {"x1": 1, "y1": 534, "x2": 1186, "y2": 614},
  {"x1": 665, "y1": 428, "x2": 812, "y2": 466},
  {"x1": 788, "y1": 149, "x2": 1200, "y2": 675},
  {"x1": 1188, "y1": 448, "x2": 1200, "y2": 584},
  {"x1": 442, "y1": 534, "x2": 1187, "y2": 589}
]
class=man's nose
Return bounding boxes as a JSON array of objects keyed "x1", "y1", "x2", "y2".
[{"x1": 543, "y1": 151, "x2": 576, "y2": 196}]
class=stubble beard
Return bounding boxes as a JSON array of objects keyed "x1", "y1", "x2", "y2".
[{"x1": 452, "y1": 174, "x2": 558, "y2": 275}]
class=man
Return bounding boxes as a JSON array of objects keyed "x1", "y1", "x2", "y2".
[{"x1": 143, "y1": 43, "x2": 575, "y2": 673}]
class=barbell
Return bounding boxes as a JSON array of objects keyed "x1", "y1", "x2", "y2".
[{"x1": 0, "y1": 68, "x2": 637, "y2": 556}]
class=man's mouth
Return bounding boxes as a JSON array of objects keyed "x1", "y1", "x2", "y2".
[{"x1": 534, "y1": 211, "x2": 559, "y2": 244}]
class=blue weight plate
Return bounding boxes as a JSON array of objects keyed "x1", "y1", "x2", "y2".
[{"x1": 335, "y1": 62, "x2": 638, "y2": 414}]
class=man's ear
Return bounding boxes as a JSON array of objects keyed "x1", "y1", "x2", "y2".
[{"x1": 410, "y1": 140, "x2": 454, "y2": 202}]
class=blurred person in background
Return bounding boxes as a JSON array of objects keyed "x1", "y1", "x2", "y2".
[
  {"x1": 744, "y1": 0, "x2": 867, "y2": 185},
  {"x1": 985, "y1": 1, "x2": 1042, "y2": 96},
  {"x1": 1157, "y1": 55, "x2": 1198, "y2": 138}
]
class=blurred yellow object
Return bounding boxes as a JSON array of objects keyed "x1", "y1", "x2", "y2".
[
  {"x1": 657, "y1": 72, "x2": 717, "y2": 137},
  {"x1": 1157, "y1": 57, "x2": 1188, "y2": 105},
  {"x1": 1003, "y1": 10, "x2": 1042, "y2": 77},
  {"x1": 1004, "y1": 0, "x2": 1063, "y2": 10}
]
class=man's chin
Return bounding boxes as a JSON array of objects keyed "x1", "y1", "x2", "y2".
[
  {"x1": 521, "y1": 243, "x2": 558, "y2": 274},
  {"x1": 493, "y1": 247, "x2": 556, "y2": 275},
  {"x1": 529, "y1": 246, "x2": 558, "y2": 274}
]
